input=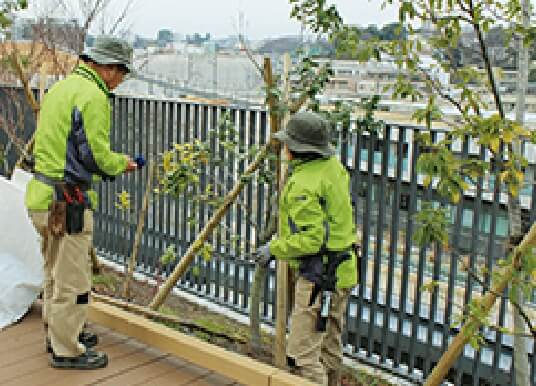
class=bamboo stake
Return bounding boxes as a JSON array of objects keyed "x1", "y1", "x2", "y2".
[
  {"x1": 122, "y1": 161, "x2": 155, "y2": 299},
  {"x1": 424, "y1": 222, "x2": 536, "y2": 386},
  {"x1": 274, "y1": 54, "x2": 291, "y2": 369}
]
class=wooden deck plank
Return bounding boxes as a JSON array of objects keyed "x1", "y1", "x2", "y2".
[
  {"x1": 187, "y1": 371, "x2": 239, "y2": 386},
  {"x1": 0, "y1": 331, "x2": 127, "y2": 385},
  {"x1": 0, "y1": 309, "x2": 42, "y2": 339},
  {"x1": 0, "y1": 337, "x2": 46, "y2": 369},
  {"x1": 140, "y1": 362, "x2": 212, "y2": 386},
  {"x1": 96, "y1": 353, "x2": 176, "y2": 386},
  {"x1": 0, "y1": 326, "x2": 44, "y2": 353},
  {"x1": 51, "y1": 345, "x2": 161, "y2": 386},
  {"x1": 4, "y1": 338, "x2": 144, "y2": 386}
]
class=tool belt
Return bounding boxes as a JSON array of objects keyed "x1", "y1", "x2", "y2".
[
  {"x1": 302, "y1": 244, "x2": 359, "y2": 332},
  {"x1": 35, "y1": 173, "x2": 89, "y2": 237}
]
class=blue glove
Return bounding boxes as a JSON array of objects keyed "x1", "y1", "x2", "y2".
[
  {"x1": 252, "y1": 243, "x2": 273, "y2": 267},
  {"x1": 134, "y1": 155, "x2": 146, "y2": 168}
]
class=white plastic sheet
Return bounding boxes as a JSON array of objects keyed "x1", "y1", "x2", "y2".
[{"x1": 0, "y1": 169, "x2": 43, "y2": 329}]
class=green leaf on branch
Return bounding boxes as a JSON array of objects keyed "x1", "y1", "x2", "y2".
[{"x1": 413, "y1": 204, "x2": 450, "y2": 247}]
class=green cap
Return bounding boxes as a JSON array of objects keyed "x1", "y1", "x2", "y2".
[
  {"x1": 81, "y1": 35, "x2": 134, "y2": 74},
  {"x1": 274, "y1": 111, "x2": 335, "y2": 157}
]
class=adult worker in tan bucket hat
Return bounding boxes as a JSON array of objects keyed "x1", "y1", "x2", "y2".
[{"x1": 25, "y1": 35, "x2": 139, "y2": 369}]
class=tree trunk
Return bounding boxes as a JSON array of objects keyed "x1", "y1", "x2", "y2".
[{"x1": 249, "y1": 264, "x2": 268, "y2": 354}]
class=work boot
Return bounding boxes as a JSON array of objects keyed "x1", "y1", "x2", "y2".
[
  {"x1": 50, "y1": 349, "x2": 108, "y2": 370},
  {"x1": 327, "y1": 369, "x2": 341, "y2": 386},
  {"x1": 46, "y1": 330, "x2": 98, "y2": 354}
]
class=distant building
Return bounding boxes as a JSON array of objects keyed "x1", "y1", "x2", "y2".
[{"x1": 9, "y1": 17, "x2": 84, "y2": 53}]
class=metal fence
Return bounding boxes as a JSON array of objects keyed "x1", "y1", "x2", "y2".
[{"x1": 1, "y1": 91, "x2": 534, "y2": 386}]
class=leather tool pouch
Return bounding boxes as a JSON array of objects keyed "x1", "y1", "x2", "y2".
[
  {"x1": 48, "y1": 201, "x2": 67, "y2": 237},
  {"x1": 50, "y1": 184, "x2": 86, "y2": 235}
]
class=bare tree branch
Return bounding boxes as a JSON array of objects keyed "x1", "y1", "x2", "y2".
[
  {"x1": 108, "y1": 0, "x2": 134, "y2": 35},
  {"x1": 468, "y1": 0, "x2": 504, "y2": 118}
]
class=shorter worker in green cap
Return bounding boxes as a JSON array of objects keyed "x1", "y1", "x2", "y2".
[
  {"x1": 253, "y1": 112, "x2": 358, "y2": 386},
  {"x1": 25, "y1": 35, "x2": 139, "y2": 369}
]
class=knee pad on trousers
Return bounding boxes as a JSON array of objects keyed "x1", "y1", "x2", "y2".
[
  {"x1": 76, "y1": 292, "x2": 89, "y2": 305},
  {"x1": 287, "y1": 356, "x2": 298, "y2": 369}
]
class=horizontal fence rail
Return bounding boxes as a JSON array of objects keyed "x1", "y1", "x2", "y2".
[{"x1": 1, "y1": 90, "x2": 534, "y2": 386}]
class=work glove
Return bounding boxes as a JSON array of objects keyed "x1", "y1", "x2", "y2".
[{"x1": 252, "y1": 243, "x2": 273, "y2": 267}]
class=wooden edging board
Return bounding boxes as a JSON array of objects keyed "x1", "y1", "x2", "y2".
[{"x1": 88, "y1": 301, "x2": 317, "y2": 386}]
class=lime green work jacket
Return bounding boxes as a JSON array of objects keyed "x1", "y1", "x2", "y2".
[
  {"x1": 269, "y1": 156, "x2": 358, "y2": 289},
  {"x1": 25, "y1": 64, "x2": 127, "y2": 210}
]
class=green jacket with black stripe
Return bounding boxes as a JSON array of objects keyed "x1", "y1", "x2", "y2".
[
  {"x1": 269, "y1": 156, "x2": 358, "y2": 289},
  {"x1": 25, "y1": 63, "x2": 127, "y2": 210}
]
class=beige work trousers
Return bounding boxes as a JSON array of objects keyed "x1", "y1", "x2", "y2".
[
  {"x1": 287, "y1": 276, "x2": 351, "y2": 386},
  {"x1": 29, "y1": 209, "x2": 93, "y2": 357}
]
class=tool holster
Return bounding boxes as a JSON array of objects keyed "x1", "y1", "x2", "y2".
[
  {"x1": 307, "y1": 250, "x2": 351, "y2": 332},
  {"x1": 48, "y1": 183, "x2": 87, "y2": 236}
]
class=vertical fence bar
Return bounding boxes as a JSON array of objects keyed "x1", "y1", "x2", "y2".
[
  {"x1": 355, "y1": 128, "x2": 375, "y2": 356},
  {"x1": 183, "y1": 103, "x2": 192, "y2": 286},
  {"x1": 468, "y1": 144, "x2": 486, "y2": 386},
  {"x1": 173, "y1": 102, "x2": 183, "y2": 277},
  {"x1": 380, "y1": 125, "x2": 404, "y2": 365},
  {"x1": 409, "y1": 129, "x2": 436, "y2": 378},
  {"x1": 214, "y1": 106, "x2": 224, "y2": 300},
  {"x1": 113, "y1": 97, "x2": 125, "y2": 267},
  {"x1": 367, "y1": 124, "x2": 389, "y2": 359},
  {"x1": 488, "y1": 143, "x2": 504, "y2": 385},
  {"x1": 228, "y1": 108, "x2": 237, "y2": 306},
  {"x1": 163, "y1": 101, "x2": 173, "y2": 276},
  {"x1": 422, "y1": 132, "x2": 446, "y2": 379},
  {"x1": 235, "y1": 109, "x2": 246, "y2": 308},
  {"x1": 347, "y1": 124, "x2": 362, "y2": 352},
  {"x1": 191, "y1": 103, "x2": 200, "y2": 290},
  {"x1": 394, "y1": 127, "x2": 419, "y2": 370},
  {"x1": 257, "y1": 111, "x2": 270, "y2": 319},
  {"x1": 141, "y1": 99, "x2": 151, "y2": 271},
  {"x1": 198, "y1": 104, "x2": 209, "y2": 294},
  {"x1": 451, "y1": 136, "x2": 469, "y2": 385},
  {"x1": 222, "y1": 108, "x2": 232, "y2": 303},
  {"x1": 243, "y1": 110, "x2": 256, "y2": 310}
]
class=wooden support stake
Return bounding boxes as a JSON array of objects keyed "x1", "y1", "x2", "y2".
[
  {"x1": 274, "y1": 54, "x2": 292, "y2": 369},
  {"x1": 424, "y1": 222, "x2": 536, "y2": 386},
  {"x1": 123, "y1": 161, "x2": 155, "y2": 299}
]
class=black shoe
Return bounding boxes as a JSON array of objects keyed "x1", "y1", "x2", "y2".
[
  {"x1": 50, "y1": 349, "x2": 108, "y2": 370},
  {"x1": 46, "y1": 330, "x2": 98, "y2": 354}
]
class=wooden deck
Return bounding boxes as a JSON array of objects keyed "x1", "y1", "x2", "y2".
[{"x1": 0, "y1": 304, "x2": 241, "y2": 386}]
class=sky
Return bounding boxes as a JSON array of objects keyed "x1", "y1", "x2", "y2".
[{"x1": 23, "y1": 0, "x2": 399, "y2": 40}]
